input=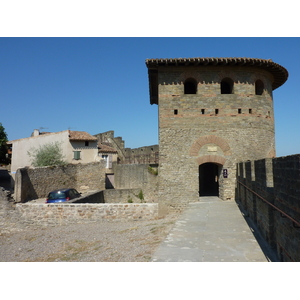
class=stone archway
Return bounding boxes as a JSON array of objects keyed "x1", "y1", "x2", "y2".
[
  {"x1": 190, "y1": 135, "x2": 229, "y2": 198},
  {"x1": 190, "y1": 135, "x2": 231, "y2": 157}
]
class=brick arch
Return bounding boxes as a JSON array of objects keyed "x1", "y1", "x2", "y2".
[
  {"x1": 179, "y1": 71, "x2": 203, "y2": 84},
  {"x1": 250, "y1": 73, "x2": 267, "y2": 85},
  {"x1": 196, "y1": 155, "x2": 226, "y2": 166},
  {"x1": 217, "y1": 70, "x2": 238, "y2": 83},
  {"x1": 190, "y1": 135, "x2": 231, "y2": 156}
]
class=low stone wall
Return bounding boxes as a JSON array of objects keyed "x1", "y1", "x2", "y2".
[
  {"x1": 236, "y1": 154, "x2": 300, "y2": 262},
  {"x1": 15, "y1": 203, "x2": 159, "y2": 226}
]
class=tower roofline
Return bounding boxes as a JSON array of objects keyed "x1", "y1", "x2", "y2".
[{"x1": 146, "y1": 57, "x2": 288, "y2": 104}]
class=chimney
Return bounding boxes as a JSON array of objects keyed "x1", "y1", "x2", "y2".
[{"x1": 33, "y1": 129, "x2": 40, "y2": 137}]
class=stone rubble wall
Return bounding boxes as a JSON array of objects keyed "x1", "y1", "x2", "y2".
[
  {"x1": 156, "y1": 66, "x2": 276, "y2": 213},
  {"x1": 0, "y1": 187, "x2": 12, "y2": 218},
  {"x1": 0, "y1": 187, "x2": 21, "y2": 227},
  {"x1": 236, "y1": 154, "x2": 300, "y2": 262},
  {"x1": 14, "y1": 161, "x2": 106, "y2": 202},
  {"x1": 15, "y1": 203, "x2": 158, "y2": 226}
]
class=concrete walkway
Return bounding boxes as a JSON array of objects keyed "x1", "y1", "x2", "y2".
[{"x1": 152, "y1": 197, "x2": 273, "y2": 262}]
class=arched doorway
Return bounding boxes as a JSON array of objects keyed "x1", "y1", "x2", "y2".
[{"x1": 199, "y1": 163, "x2": 220, "y2": 196}]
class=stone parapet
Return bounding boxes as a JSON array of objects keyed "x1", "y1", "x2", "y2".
[{"x1": 236, "y1": 154, "x2": 300, "y2": 262}]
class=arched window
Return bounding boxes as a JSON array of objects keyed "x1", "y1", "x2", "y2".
[
  {"x1": 255, "y1": 80, "x2": 264, "y2": 95},
  {"x1": 184, "y1": 78, "x2": 197, "y2": 94},
  {"x1": 221, "y1": 78, "x2": 234, "y2": 94}
]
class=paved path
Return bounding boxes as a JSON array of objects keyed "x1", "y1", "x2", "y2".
[{"x1": 152, "y1": 197, "x2": 273, "y2": 262}]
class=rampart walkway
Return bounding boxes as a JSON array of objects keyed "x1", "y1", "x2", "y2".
[{"x1": 152, "y1": 197, "x2": 277, "y2": 262}]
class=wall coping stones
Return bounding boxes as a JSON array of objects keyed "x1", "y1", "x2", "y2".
[{"x1": 15, "y1": 203, "x2": 159, "y2": 226}]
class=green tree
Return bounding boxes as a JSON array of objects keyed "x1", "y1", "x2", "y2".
[
  {"x1": 27, "y1": 141, "x2": 67, "y2": 167},
  {"x1": 0, "y1": 122, "x2": 9, "y2": 164}
]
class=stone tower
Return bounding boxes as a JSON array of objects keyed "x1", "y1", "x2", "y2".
[{"x1": 146, "y1": 57, "x2": 288, "y2": 213}]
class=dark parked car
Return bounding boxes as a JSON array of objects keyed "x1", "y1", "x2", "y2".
[{"x1": 46, "y1": 188, "x2": 81, "y2": 203}]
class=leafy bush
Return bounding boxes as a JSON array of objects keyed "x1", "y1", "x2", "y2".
[{"x1": 27, "y1": 141, "x2": 67, "y2": 167}]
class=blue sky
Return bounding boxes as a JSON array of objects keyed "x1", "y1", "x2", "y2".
[{"x1": 1, "y1": 37, "x2": 300, "y2": 157}]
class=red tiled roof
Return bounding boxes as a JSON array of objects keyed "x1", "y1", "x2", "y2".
[
  {"x1": 68, "y1": 130, "x2": 97, "y2": 141},
  {"x1": 146, "y1": 57, "x2": 288, "y2": 90},
  {"x1": 98, "y1": 142, "x2": 118, "y2": 153},
  {"x1": 8, "y1": 130, "x2": 97, "y2": 144}
]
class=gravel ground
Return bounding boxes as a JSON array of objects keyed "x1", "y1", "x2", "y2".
[{"x1": 0, "y1": 213, "x2": 179, "y2": 262}]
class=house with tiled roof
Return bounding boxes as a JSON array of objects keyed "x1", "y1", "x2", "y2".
[
  {"x1": 97, "y1": 142, "x2": 118, "y2": 169},
  {"x1": 8, "y1": 129, "x2": 100, "y2": 176}
]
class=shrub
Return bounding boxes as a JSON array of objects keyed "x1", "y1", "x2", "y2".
[
  {"x1": 27, "y1": 141, "x2": 67, "y2": 167},
  {"x1": 137, "y1": 190, "x2": 144, "y2": 202}
]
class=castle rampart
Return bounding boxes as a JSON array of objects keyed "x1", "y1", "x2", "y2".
[{"x1": 236, "y1": 154, "x2": 300, "y2": 262}]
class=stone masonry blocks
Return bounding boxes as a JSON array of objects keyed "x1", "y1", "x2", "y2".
[
  {"x1": 146, "y1": 58, "x2": 287, "y2": 213},
  {"x1": 190, "y1": 135, "x2": 231, "y2": 156}
]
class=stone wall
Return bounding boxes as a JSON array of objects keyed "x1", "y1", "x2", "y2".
[
  {"x1": 94, "y1": 130, "x2": 159, "y2": 164},
  {"x1": 15, "y1": 203, "x2": 158, "y2": 226},
  {"x1": 14, "y1": 161, "x2": 106, "y2": 202},
  {"x1": 2, "y1": 185, "x2": 158, "y2": 227},
  {"x1": 152, "y1": 64, "x2": 277, "y2": 213},
  {"x1": 103, "y1": 188, "x2": 143, "y2": 203},
  {"x1": 0, "y1": 187, "x2": 10, "y2": 216},
  {"x1": 73, "y1": 188, "x2": 151, "y2": 205},
  {"x1": 113, "y1": 164, "x2": 158, "y2": 203},
  {"x1": 0, "y1": 187, "x2": 20, "y2": 226},
  {"x1": 236, "y1": 154, "x2": 300, "y2": 262},
  {"x1": 122, "y1": 145, "x2": 159, "y2": 165}
]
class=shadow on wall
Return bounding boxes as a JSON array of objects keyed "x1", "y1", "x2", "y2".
[
  {"x1": 0, "y1": 168, "x2": 12, "y2": 191},
  {"x1": 15, "y1": 168, "x2": 38, "y2": 202},
  {"x1": 235, "y1": 155, "x2": 300, "y2": 262}
]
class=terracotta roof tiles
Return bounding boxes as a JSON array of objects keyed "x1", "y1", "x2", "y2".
[
  {"x1": 68, "y1": 130, "x2": 97, "y2": 141},
  {"x1": 146, "y1": 57, "x2": 288, "y2": 90},
  {"x1": 98, "y1": 142, "x2": 118, "y2": 153}
]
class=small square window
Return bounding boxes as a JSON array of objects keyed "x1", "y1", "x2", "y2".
[
  {"x1": 238, "y1": 109, "x2": 242, "y2": 114},
  {"x1": 215, "y1": 109, "x2": 219, "y2": 115},
  {"x1": 85, "y1": 141, "x2": 89, "y2": 147},
  {"x1": 174, "y1": 109, "x2": 178, "y2": 115},
  {"x1": 201, "y1": 109, "x2": 205, "y2": 114}
]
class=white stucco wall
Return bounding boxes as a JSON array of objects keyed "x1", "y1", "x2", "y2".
[
  {"x1": 69, "y1": 140, "x2": 98, "y2": 164},
  {"x1": 10, "y1": 131, "x2": 98, "y2": 174}
]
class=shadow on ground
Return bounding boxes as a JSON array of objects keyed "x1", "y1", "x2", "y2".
[{"x1": 236, "y1": 201, "x2": 279, "y2": 262}]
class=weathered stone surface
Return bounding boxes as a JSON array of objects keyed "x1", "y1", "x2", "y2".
[
  {"x1": 236, "y1": 155, "x2": 300, "y2": 262},
  {"x1": 146, "y1": 62, "x2": 284, "y2": 213},
  {"x1": 14, "y1": 161, "x2": 106, "y2": 202},
  {"x1": 15, "y1": 203, "x2": 159, "y2": 225}
]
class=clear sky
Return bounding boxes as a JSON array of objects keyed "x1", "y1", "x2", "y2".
[{"x1": 1, "y1": 37, "x2": 300, "y2": 156}]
